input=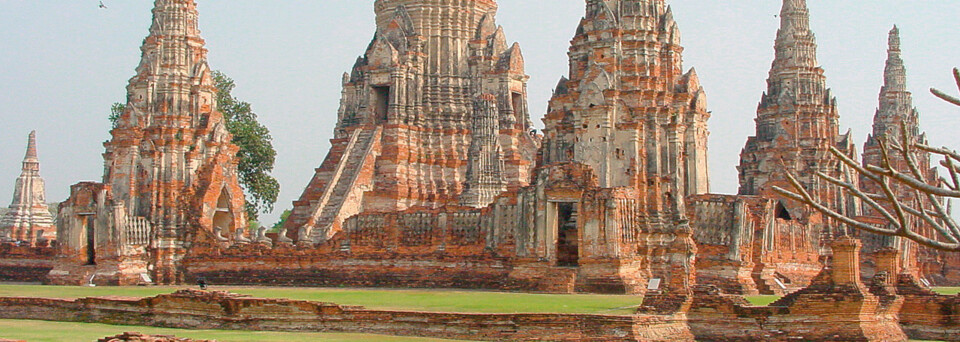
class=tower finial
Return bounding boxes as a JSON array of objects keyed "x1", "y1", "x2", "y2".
[
  {"x1": 22, "y1": 131, "x2": 39, "y2": 173},
  {"x1": 770, "y1": 0, "x2": 818, "y2": 78},
  {"x1": 779, "y1": 0, "x2": 810, "y2": 29},
  {"x1": 882, "y1": 25, "x2": 907, "y2": 95},
  {"x1": 888, "y1": 25, "x2": 901, "y2": 54}
]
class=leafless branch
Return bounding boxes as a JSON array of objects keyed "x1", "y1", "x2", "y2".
[
  {"x1": 930, "y1": 67, "x2": 960, "y2": 106},
  {"x1": 773, "y1": 68, "x2": 960, "y2": 251}
]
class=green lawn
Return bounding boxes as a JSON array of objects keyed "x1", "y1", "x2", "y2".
[
  {"x1": 933, "y1": 287, "x2": 959, "y2": 295},
  {"x1": 0, "y1": 284, "x2": 643, "y2": 315},
  {"x1": 0, "y1": 319, "x2": 470, "y2": 342},
  {"x1": 744, "y1": 295, "x2": 781, "y2": 306}
]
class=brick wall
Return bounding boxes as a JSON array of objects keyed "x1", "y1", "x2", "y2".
[
  {"x1": 0, "y1": 244, "x2": 54, "y2": 282},
  {"x1": 0, "y1": 290, "x2": 692, "y2": 342}
]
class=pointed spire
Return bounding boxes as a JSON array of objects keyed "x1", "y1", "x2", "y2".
[
  {"x1": 1, "y1": 130, "x2": 53, "y2": 244},
  {"x1": 21, "y1": 131, "x2": 39, "y2": 174},
  {"x1": 882, "y1": 26, "x2": 908, "y2": 95},
  {"x1": 133, "y1": 0, "x2": 207, "y2": 85},
  {"x1": 122, "y1": 0, "x2": 213, "y2": 126},
  {"x1": 779, "y1": 0, "x2": 810, "y2": 31},
  {"x1": 872, "y1": 25, "x2": 918, "y2": 137},
  {"x1": 772, "y1": 0, "x2": 818, "y2": 72},
  {"x1": 148, "y1": 0, "x2": 201, "y2": 38}
]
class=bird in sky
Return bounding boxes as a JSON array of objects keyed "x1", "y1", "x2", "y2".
[{"x1": 99, "y1": 1, "x2": 107, "y2": 9}]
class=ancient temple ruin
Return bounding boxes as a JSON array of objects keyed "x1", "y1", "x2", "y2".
[
  {"x1": 0, "y1": 131, "x2": 55, "y2": 246},
  {"x1": 48, "y1": 0, "x2": 247, "y2": 285},
  {"x1": 537, "y1": 0, "x2": 710, "y2": 297},
  {"x1": 0, "y1": 1, "x2": 957, "y2": 339},
  {"x1": 542, "y1": 0, "x2": 710, "y2": 194},
  {"x1": 737, "y1": 0, "x2": 859, "y2": 225},
  {"x1": 283, "y1": 0, "x2": 540, "y2": 244},
  {"x1": 181, "y1": 0, "x2": 709, "y2": 299}
]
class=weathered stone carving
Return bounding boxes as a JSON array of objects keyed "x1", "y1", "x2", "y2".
[{"x1": 284, "y1": 0, "x2": 539, "y2": 244}]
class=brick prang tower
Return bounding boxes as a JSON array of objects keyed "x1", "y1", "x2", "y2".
[
  {"x1": 285, "y1": 0, "x2": 539, "y2": 244},
  {"x1": 737, "y1": 0, "x2": 859, "y2": 226}
]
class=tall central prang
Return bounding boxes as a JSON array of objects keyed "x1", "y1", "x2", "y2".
[{"x1": 285, "y1": 0, "x2": 539, "y2": 244}]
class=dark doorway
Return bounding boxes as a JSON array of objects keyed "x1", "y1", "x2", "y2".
[
  {"x1": 85, "y1": 216, "x2": 96, "y2": 265},
  {"x1": 372, "y1": 86, "x2": 391, "y2": 122},
  {"x1": 557, "y1": 202, "x2": 579, "y2": 267},
  {"x1": 511, "y1": 92, "x2": 524, "y2": 117},
  {"x1": 775, "y1": 202, "x2": 793, "y2": 220}
]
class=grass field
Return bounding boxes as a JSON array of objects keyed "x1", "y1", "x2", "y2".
[
  {"x1": 0, "y1": 284, "x2": 954, "y2": 314},
  {"x1": 0, "y1": 284, "x2": 643, "y2": 315},
  {"x1": 744, "y1": 295, "x2": 781, "y2": 306},
  {"x1": 0, "y1": 319, "x2": 470, "y2": 342},
  {"x1": 934, "y1": 287, "x2": 960, "y2": 295}
]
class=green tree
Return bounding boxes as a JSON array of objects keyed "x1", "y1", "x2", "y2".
[
  {"x1": 108, "y1": 103, "x2": 124, "y2": 129},
  {"x1": 212, "y1": 71, "x2": 280, "y2": 221},
  {"x1": 271, "y1": 209, "x2": 292, "y2": 233}
]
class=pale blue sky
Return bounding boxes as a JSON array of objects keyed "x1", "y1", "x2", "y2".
[{"x1": 0, "y1": 1, "x2": 957, "y2": 224}]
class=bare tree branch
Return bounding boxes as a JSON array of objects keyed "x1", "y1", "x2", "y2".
[
  {"x1": 930, "y1": 67, "x2": 960, "y2": 106},
  {"x1": 772, "y1": 68, "x2": 960, "y2": 251}
]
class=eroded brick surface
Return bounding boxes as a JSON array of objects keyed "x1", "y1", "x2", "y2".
[{"x1": 0, "y1": 289, "x2": 691, "y2": 342}]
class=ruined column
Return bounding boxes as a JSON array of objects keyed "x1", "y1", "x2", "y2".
[{"x1": 830, "y1": 236, "x2": 863, "y2": 286}]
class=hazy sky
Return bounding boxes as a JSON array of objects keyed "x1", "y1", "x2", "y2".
[{"x1": 0, "y1": 1, "x2": 957, "y2": 225}]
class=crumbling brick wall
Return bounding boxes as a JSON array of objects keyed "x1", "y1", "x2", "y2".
[
  {"x1": 896, "y1": 275, "x2": 960, "y2": 341},
  {"x1": 689, "y1": 195, "x2": 822, "y2": 295},
  {"x1": 689, "y1": 238, "x2": 907, "y2": 341},
  {"x1": 0, "y1": 244, "x2": 54, "y2": 282},
  {"x1": 0, "y1": 290, "x2": 692, "y2": 342}
]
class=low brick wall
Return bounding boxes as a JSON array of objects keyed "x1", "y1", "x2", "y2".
[
  {"x1": 897, "y1": 279, "x2": 960, "y2": 341},
  {"x1": 688, "y1": 239, "x2": 909, "y2": 342},
  {"x1": 0, "y1": 245, "x2": 54, "y2": 282},
  {"x1": 184, "y1": 249, "x2": 585, "y2": 293},
  {"x1": 185, "y1": 256, "x2": 518, "y2": 290},
  {"x1": 688, "y1": 287, "x2": 906, "y2": 342},
  {"x1": 0, "y1": 290, "x2": 693, "y2": 342}
]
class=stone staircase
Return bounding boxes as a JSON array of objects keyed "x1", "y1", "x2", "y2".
[{"x1": 304, "y1": 127, "x2": 382, "y2": 243}]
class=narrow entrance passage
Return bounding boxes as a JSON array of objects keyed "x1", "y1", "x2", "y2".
[
  {"x1": 85, "y1": 216, "x2": 96, "y2": 265},
  {"x1": 372, "y1": 86, "x2": 390, "y2": 122},
  {"x1": 556, "y1": 202, "x2": 579, "y2": 267}
]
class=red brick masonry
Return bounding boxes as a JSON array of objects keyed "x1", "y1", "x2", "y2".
[{"x1": 0, "y1": 290, "x2": 691, "y2": 342}]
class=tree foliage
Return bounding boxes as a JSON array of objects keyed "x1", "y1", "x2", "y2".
[
  {"x1": 212, "y1": 71, "x2": 280, "y2": 221},
  {"x1": 271, "y1": 209, "x2": 292, "y2": 233},
  {"x1": 108, "y1": 103, "x2": 124, "y2": 129}
]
